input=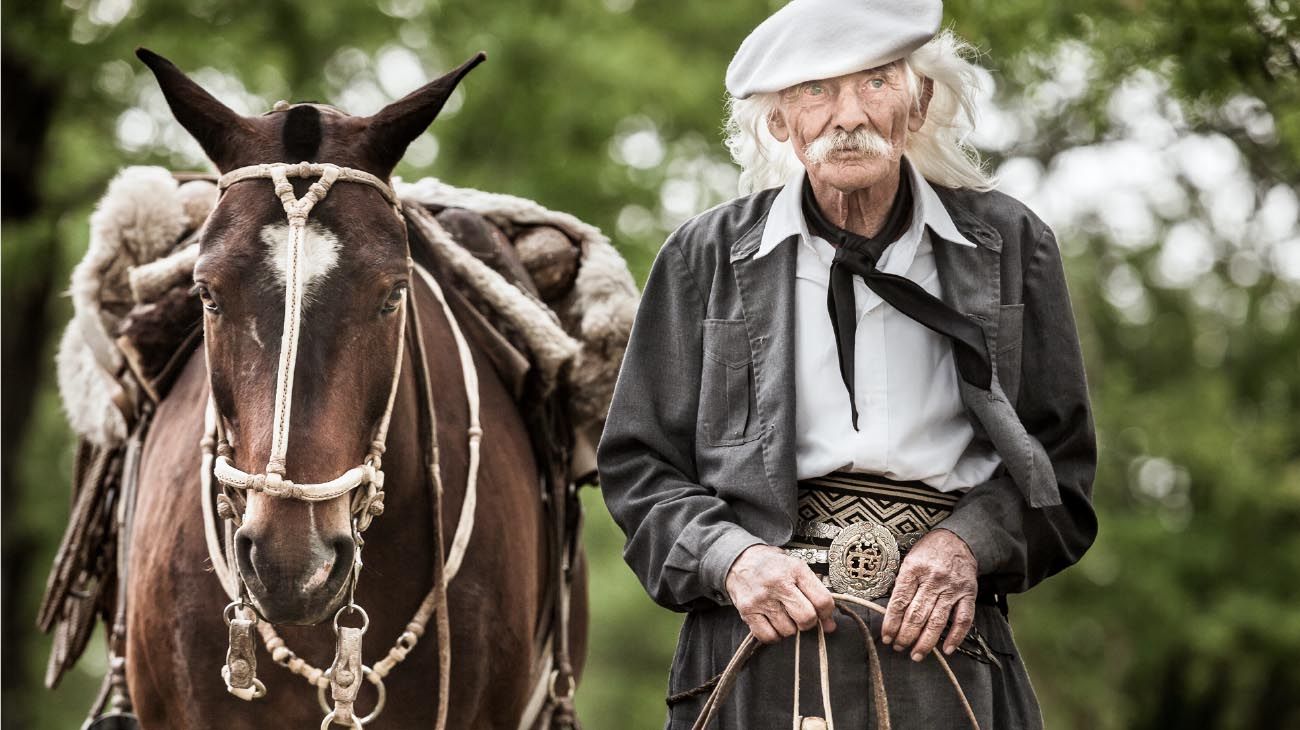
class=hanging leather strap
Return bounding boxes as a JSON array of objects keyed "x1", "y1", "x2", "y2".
[{"x1": 791, "y1": 624, "x2": 835, "y2": 730}]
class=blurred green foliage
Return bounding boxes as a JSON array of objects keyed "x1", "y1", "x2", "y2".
[{"x1": 3, "y1": 0, "x2": 1298, "y2": 728}]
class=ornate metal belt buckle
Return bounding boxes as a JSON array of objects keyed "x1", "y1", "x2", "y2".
[{"x1": 827, "y1": 521, "x2": 900, "y2": 600}]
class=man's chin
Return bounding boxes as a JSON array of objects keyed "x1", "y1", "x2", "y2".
[{"x1": 808, "y1": 157, "x2": 893, "y2": 192}]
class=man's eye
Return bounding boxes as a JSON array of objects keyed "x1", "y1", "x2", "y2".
[
  {"x1": 804, "y1": 83, "x2": 825, "y2": 96},
  {"x1": 381, "y1": 284, "x2": 407, "y2": 313},
  {"x1": 869, "y1": 78, "x2": 886, "y2": 89},
  {"x1": 195, "y1": 285, "x2": 220, "y2": 313}
]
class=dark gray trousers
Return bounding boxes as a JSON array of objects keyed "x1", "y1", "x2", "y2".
[{"x1": 665, "y1": 600, "x2": 1043, "y2": 730}]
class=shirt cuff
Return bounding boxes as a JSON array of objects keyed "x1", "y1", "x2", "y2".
[{"x1": 699, "y1": 525, "x2": 767, "y2": 605}]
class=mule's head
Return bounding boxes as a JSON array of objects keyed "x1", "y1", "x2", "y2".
[{"x1": 138, "y1": 48, "x2": 483, "y2": 624}]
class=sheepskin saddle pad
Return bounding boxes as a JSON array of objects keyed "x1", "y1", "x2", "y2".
[{"x1": 56, "y1": 166, "x2": 640, "y2": 481}]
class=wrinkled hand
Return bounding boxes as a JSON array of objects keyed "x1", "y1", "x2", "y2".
[
  {"x1": 880, "y1": 528, "x2": 978, "y2": 661},
  {"x1": 724, "y1": 544, "x2": 837, "y2": 644}
]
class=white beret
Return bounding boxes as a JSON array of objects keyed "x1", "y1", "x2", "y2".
[{"x1": 726, "y1": 0, "x2": 943, "y2": 99}]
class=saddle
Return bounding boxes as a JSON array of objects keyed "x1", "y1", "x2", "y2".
[{"x1": 41, "y1": 167, "x2": 638, "y2": 713}]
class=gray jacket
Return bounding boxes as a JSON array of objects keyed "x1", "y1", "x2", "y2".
[{"x1": 596, "y1": 184, "x2": 1098, "y2": 611}]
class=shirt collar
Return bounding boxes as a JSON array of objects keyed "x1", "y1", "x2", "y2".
[{"x1": 755, "y1": 157, "x2": 977, "y2": 259}]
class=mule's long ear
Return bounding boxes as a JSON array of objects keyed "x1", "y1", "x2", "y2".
[
  {"x1": 135, "y1": 48, "x2": 254, "y2": 171},
  {"x1": 363, "y1": 52, "x2": 487, "y2": 174}
]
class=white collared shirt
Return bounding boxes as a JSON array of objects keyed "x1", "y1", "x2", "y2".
[{"x1": 754, "y1": 159, "x2": 1002, "y2": 491}]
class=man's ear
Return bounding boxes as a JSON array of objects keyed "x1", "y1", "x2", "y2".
[
  {"x1": 908, "y1": 76, "x2": 934, "y2": 133},
  {"x1": 766, "y1": 106, "x2": 791, "y2": 143}
]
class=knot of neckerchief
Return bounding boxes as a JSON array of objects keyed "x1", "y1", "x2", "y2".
[{"x1": 801, "y1": 157, "x2": 993, "y2": 430}]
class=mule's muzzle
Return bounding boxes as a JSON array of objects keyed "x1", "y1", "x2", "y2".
[{"x1": 234, "y1": 524, "x2": 355, "y2": 625}]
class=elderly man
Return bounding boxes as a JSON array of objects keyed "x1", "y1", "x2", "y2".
[{"x1": 597, "y1": 1, "x2": 1097, "y2": 727}]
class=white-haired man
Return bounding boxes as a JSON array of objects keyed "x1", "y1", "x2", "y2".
[{"x1": 598, "y1": 1, "x2": 1097, "y2": 727}]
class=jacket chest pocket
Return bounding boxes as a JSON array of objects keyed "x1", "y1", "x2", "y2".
[
  {"x1": 995, "y1": 304, "x2": 1024, "y2": 406},
  {"x1": 700, "y1": 319, "x2": 761, "y2": 446}
]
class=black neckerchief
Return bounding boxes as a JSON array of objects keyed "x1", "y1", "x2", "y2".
[
  {"x1": 798, "y1": 157, "x2": 991, "y2": 429},
  {"x1": 800, "y1": 157, "x2": 915, "y2": 262}
]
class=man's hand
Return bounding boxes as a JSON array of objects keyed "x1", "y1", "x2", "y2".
[
  {"x1": 724, "y1": 544, "x2": 837, "y2": 644},
  {"x1": 880, "y1": 528, "x2": 978, "y2": 661}
]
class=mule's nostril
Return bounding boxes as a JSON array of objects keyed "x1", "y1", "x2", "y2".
[
  {"x1": 234, "y1": 530, "x2": 251, "y2": 571},
  {"x1": 233, "y1": 529, "x2": 265, "y2": 592},
  {"x1": 327, "y1": 536, "x2": 356, "y2": 592},
  {"x1": 332, "y1": 535, "x2": 355, "y2": 560}
]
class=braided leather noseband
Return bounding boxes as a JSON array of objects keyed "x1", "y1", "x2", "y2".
[{"x1": 197, "y1": 161, "x2": 484, "y2": 729}]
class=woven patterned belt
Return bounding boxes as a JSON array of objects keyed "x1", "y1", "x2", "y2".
[{"x1": 782, "y1": 471, "x2": 960, "y2": 602}]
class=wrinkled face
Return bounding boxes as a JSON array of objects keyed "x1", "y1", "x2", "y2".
[
  {"x1": 767, "y1": 62, "x2": 932, "y2": 193},
  {"x1": 194, "y1": 178, "x2": 408, "y2": 624},
  {"x1": 136, "y1": 47, "x2": 486, "y2": 624}
]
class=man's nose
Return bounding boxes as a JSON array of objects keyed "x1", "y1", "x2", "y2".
[{"x1": 830, "y1": 87, "x2": 871, "y2": 134}]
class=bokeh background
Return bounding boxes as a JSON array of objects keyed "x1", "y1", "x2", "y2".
[{"x1": 3, "y1": 1, "x2": 1299, "y2": 728}]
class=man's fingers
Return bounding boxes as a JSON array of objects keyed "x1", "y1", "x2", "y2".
[
  {"x1": 779, "y1": 588, "x2": 821, "y2": 632},
  {"x1": 880, "y1": 568, "x2": 920, "y2": 644},
  {"x1": 943, "y1": 596, "x2": 977, "y2": 655},
  {"x1": 892, "y1": 584, "x2": 938, "y2": 652},
  {"x1": 766, "y1": 607, "x2": 799, "y2": 639},
  {"x1": 794, "y1": 570, "x2": 837, "y2": 632},
  {"x1": 746, "y1": 613, "x2": 779, "y2": 645},
  {"x1": 911, "y1": 593, "x2": 956, "y2": 660}
]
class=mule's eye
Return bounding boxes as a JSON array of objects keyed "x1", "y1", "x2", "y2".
[
  {"x1": 194, "y1": 284, "x2": 220, "y2": 314},
  {"x1": 381, "y1": 283, "x2": 407, "y2": 314}
]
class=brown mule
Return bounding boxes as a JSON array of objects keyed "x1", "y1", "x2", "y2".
[{"x1": 121, "y1": 50, "x2": 587, "y2": 728}]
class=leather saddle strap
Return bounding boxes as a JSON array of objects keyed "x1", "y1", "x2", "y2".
[{"x1": 689, "y1": 595, "x2": 978, "y2": 730}]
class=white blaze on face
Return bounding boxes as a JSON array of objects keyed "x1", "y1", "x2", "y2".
[{"x1": 260, "y1": 222, "x2": 342, "y2": 303}]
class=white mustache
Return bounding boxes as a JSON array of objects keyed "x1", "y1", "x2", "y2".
[{"x1": 803, "y1": 128, "x2": 893, "y2": 165}]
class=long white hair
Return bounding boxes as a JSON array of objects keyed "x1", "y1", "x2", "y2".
[{"x1": 723, "y1": 29, "x2": 997, "y2": 195}]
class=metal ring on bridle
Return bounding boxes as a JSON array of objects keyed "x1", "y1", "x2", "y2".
[
  {"x1": 319, "y1": 710, "x2": 364, "y2": 730},
  {"x1": 547, "y1": 669, "x2": 575, "y2": 702},
  {"x1": 223, "y1": 599, "x2": 257, "y2": 627},
  {"x1": 316, "y1": 665, "x2": 387, "y2": 724},
  {"x1": 333, "y1": 604, "x2": 370, "y2": 635},
  {"x1": 222, "y1": 666, "x2": 268, "y2": 700}
]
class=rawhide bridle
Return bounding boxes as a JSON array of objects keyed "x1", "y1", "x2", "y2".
[
  {"x1": 198, "y1": 161, "x2": 484, "y2": 729},
  {"x1": 209, "y1": 162, "x2": 406, "y2": 531}
]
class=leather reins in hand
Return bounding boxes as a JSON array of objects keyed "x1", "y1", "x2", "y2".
[{"x1": 688, "y1": 593, "x2": 980, "y2": 730}]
